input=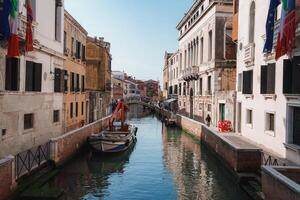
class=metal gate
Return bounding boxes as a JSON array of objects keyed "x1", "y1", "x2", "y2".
[{"x1": 15, "y1": 142, "x2": 51, "y2": 179}]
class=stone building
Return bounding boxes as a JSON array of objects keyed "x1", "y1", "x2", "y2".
[
  {"x1": 86, "y1": 37, "x2": 112, "y2": 123},
  {"x1": 112, "y1": 77, "x2": 125, "y2": 100},
  {"x1": 0, "y1": 0, "x2": 64, "y2": 157},
  {"x1": 168, "y1": 50, "x2": 180, "y2": 99},
  {"x1": 163, "y1": 52, "x2": 172, "y2": 99},
  {"x1": 145, "y1": 79, "x2": 160, "y2": 102},
  {"x1": 63, "y1": 10, "x2": 88, "y2": 132},
  {"x1": 235, "y1": 0, "x2": 300, "y2": 164},
  {"x1": 176, "y1": 0, "x2": 236, "y2": 126}
]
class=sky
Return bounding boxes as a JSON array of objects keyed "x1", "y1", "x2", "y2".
[{"x1": 64, "y1": 0, "x2": 193, "y2": 83}]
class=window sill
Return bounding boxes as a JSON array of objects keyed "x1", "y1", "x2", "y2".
[
  {"x1": 284, "y1": 94, "x2": 300, "y2": 100},
  {"x1": 262, "y1": 94, "x2": 277, "y2": 100},
  {"x1": 23, "y1": 128, "x2": 34, "y2": 134},
  {"x1": 246, "y1": 123, "x2": 253, "y2": 129},
  {"x1": 284, "y1": 143, "x2": 300, "y2": 153},
  {"x1": 265, "y1": 130, "x2": 275, "y2": 137},
  {"x1": 244, "y1": 94, "x2": 254, "y2": 99}
]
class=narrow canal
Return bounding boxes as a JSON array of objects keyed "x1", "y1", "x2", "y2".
[{"x1": 50, "y1": 112, "x2": 249, "y2": 199}]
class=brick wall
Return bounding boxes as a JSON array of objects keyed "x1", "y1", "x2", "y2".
[
  {"x1": 51, "y1": 116, "x2": 110, "y2": 165},
  {"x1": 0, "y1": 156, "x2": 16, "y2": 200}
]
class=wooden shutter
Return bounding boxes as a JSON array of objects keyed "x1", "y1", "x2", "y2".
[
  {"x1": 292, "y1": 56, "x2": 300, "y2": 94},
  {"x1": 81, "y1": 75, "x2": 85, "y2": 92},
  {"x1": 34, "y1": 63, "x2": 42, "y2": 91},
  {"x1": 260, "y1": 65, "x2": 267, "y2": 94},
  {"x1": 5, "y1": 58, "x2": 12, "y2": 90},
  {"x1": 60, "y1": 69, "x2": 65, "y2": 92},
  {"x1": 243, "y1": 70, "x2": 253, "y2": 94},
  {"x1": 71, "y1": 72, "x2": 75, "y2": 91},
  {"x1": 267, "y1": 63, "x2": 276, "y2": 94},
  {"x1": 82, "y1": 45, "x2": 86, "y2": 61},
  {"x1": 76, "y1": 74, "x2": 80, "y2": 92},
  {"x1": 283, "y1": 59, "x2": 293, "y2": 94},
  {"x1": 54, "y1": 68, "x2": 61, "y2": 92},
  {"x1": 25, "y1": 61, "x2": 34, "y2": 91}
]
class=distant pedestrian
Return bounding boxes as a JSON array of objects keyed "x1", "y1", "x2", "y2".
[{"x1": 206, "y1": 114, "x2": 211, "y2": 127}]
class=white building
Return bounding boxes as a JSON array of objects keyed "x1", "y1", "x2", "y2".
[
  {"x1": 176, "y1": 0, "x2": 236, "y2": 125},
  {"x1": 235, "y1": 0, "x2": 300, "y2": 164},
  {"x1": 0, "y1": 0, "x2": 65, "y2": 157},
  {"x1": 168, "y1": 50, "x2": 180, "y2": 99}
]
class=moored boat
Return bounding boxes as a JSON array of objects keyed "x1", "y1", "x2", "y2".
[{"x1": 88, "y1": 99, "x2": 138, "y2": 153}]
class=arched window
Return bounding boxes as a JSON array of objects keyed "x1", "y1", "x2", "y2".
[{"x1": 249, "y1": 1, "x2": 255, "y2": 43}]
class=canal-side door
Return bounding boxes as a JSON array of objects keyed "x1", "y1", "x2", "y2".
[
  {"x1": 237, "y1": 102, "x2": 241, "y2": 133},
  {"x1": 219, "y1": 103, "x2": 225, "y2": 121},
  {"x1": 190, "y1": 88, "x2": 193, "y2": 118},
  {"x1": 293, "y1": 107, "x2": 300, "y2": 144}
]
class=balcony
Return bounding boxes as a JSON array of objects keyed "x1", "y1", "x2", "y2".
[
  {"x1": 18, "y1": 15, "x2": 37, "y2": 44},
  {"x1": 183, "y1": 66, "x2": 199, "y2": 81},
  {"x1": 244, "y1": 43, "x2": 255, "y2": 65}
]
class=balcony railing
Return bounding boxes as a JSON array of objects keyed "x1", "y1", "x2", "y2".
[
  {"x1": 183, "y1": 66, "x2": 199, "y2": 81},
  {"x1": 244, "y1": 43, "x2": 255, "y2": 65},
  {"x1": 18, "y1": 15, "x2": 37, "y2": 43}
]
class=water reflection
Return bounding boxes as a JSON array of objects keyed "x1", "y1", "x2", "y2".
[
  {"x1": 162, "y1": 125, "x2": 249, "y2": 200},
  {"x1": 49, "y1": 113, "x2": 247, "y2": 200}
]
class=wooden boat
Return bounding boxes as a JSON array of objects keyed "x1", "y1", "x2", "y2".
[
  {"x1": 88, "y1": 99, "x2": 138, "y2": 153},
  {"x1": 88, "y1": 125, "x2": 137, "y2": 153}
]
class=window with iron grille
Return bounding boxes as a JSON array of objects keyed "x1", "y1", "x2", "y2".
[{"x1": 24, "y1": 113, "x2": 34, "y2": 130}]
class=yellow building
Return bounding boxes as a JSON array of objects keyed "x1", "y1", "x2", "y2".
[
  {"x1": 63, "y1": 10, "x2": 88, "y2": 132},
  {"x1": 86, "y1": 37, "x2": 112, "y2": 123}
]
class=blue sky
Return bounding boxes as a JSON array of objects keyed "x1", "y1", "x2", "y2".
[{"x1": 65, "y1": 0, "x2": 192, "y2": 83}]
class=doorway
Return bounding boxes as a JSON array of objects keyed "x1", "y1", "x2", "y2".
[
  {"x1": 237, "y1": 102, "x2": 242, "y2": 133},
  {"x1": 219, "y1": 103, "x2": 225, "y2": 121},
  {"x1": 190, "y1": 88, "x2": 194, "y2": 118}
]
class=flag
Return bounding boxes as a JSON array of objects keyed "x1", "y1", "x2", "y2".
[
  {"x1": 275, "y1": 0, "x2": 297, "y2": 59},
  {"x1": 7, "y1": 0, "x2": 19, "y2": 57},
  {"x1": 263, "y1": 0, "x2": 280, "y2": 53},
  {"x1": 25, "y1": 0, "x2": 33, "y2": 52},
  {"x1": 0, "y1": 0, "x2": 11, "y2": 40}
]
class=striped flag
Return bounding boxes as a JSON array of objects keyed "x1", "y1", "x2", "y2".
[
  {"x1": 7, "y1": 0, "x2": 19, "y2": 57},
  {"x1": 25, "y1": 0, "x2": 33, "y2": 52}
]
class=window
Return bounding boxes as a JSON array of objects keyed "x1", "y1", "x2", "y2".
[
  {"x1": 25, "y1": 61, "x2": 42, "y2": 92},
  {"x1": 76, "y1": 102, "x2": 78, "y2": 117},
  {"x1": 183, "y1": 82, "x2": 186, "y2": 95},
  {"x1": 261, "y1": 64, "x2": 275, "y2": 94},
  {"x1": 63, "y1": 31, "x2": 67, "y2": 53},
  {"x1": 246, "y1": 109, "x2": 253, "y2": 125},
  {"x1": 242, "y1": 70, "x2": 253, "y2": 94},
  {"x1": 81, "y1": 75, "x2": 85, "y2": 92},
  {"x1": 174, "y1": 85, "x2": 178, "y2": 95},
  {"x1": 238, "y1": 73, "x2": 242, "y2": 92},
  {"x1": 208, "y1": 31, "x2": 213, "y2": 61},
  {"x1": 54, "y1": 68, "x2": 65, "y2": 93},
  {"x1": 55, "y1": 0, "x2": 63, "y2": 41},
  {"x1": 283, "y1": 57, "x2": 300, "y2": 94},
  {"x1": 5, "y1": 57, "x2": 19, "y2": 91},
  {"x1": 24, "y1": 113, "x2": 34, "y2": 130},
  {"x1": 265, "y1": 113, "x2": 275, "y2": 132},
  {"x1": 207, "y1": 76, "x2": 211, "y2": 95},
  {"x1": 82, "y1": 45, "x2": 86, "y2": 61},
  {"x1": 76, "y1": 41, "x2": 81, "y2": 59},
  {"x1": 199, "y1": 78, "x2": 203, "y2": 95},
  {"x1": 292, "y1": 107, "x2": 300, "y2": 145},
  {"x1": 249, "y1": 1, "x2": 255, "y2": 43},
  {"x1": 200, "y1": 37, "x2": 203, "y2": 64},
  {"x1": 71, "y1": 72, "x2": 75, "y2": 92},
  {"x1": 76, "y1": 74, "x2": 80, "y2": 92},
  {"x1": 70, "y1": 102, "x2": 73, "y2": 118},
  {"x1": 207, "y1": 104, "x2": 212, "y2": 112},
  {"x1": 53, "y1": 110, "x2": 60, "y2": 123},
  {"x1": 71, "y1": 37, "x2": 74, "y2": 56},
  {"x1": 64, "y1": 70, "x2": 68, "y2": 92},
  {"x1": 81, "y1": 102, "x2": 84, "y2": 115},
  {"x1": 179, "y1": 83, "x2": 182, "y2": 95}
]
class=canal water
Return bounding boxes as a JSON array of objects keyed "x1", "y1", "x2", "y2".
[{"x1": 51, "y1": 114, "x2": 248, "y2": 200}]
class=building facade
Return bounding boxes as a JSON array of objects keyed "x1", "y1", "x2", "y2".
[
  {"x1": 0, "y1": 0, "x2": 64, "y2": 157},
  {"x1": 63, "y1": 10, "x2": 88, "y2": 132},
  {"x1": 177, "y1": 0, "x2": 236, "y2": 126},
  {"x1": 163, "y1": 52, "x2": 172, "y2": 99},
  {"x1": 86, "y1": 37, "x2": 112, "y2": 123},
  {"x1": 235, "y1": 0, "x2": 300, "y2": 164},
  {"x1": 168, "y1": 50, "x2": 180, "y2": 99}
]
